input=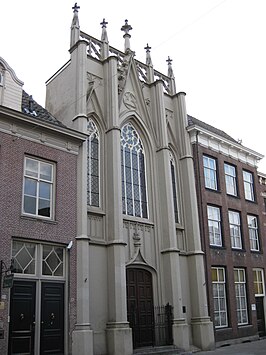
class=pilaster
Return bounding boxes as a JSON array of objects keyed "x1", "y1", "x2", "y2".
[
  {"x1": 153, "y1": 80, "x2": 189, "y2": 350},
  {"x1": 71, "y1": 31, "x2": 94, "y2": 355},
  {"x1": 174, "y1": 92, "x2": 214, "y2": 350},
  {"x1": 104, "y1": 55, "x2": 133, "y2": 355}
]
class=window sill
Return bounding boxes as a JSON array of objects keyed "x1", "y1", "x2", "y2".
[
  {"x1": 205, "y1": 187, "x2": 221, "y2": 194},
  {"x1": 123, "y1": 215, "x2": 154, "y2": 225},
  {"x1": 87, "y1": 206, "x2": 106, "y2": 216},
  {"x1": 20, "y1": 215, "x2": 58, "y2": 225},
  {"x1": 210, "y1": 245, "x2": 226, "y2": 250}
]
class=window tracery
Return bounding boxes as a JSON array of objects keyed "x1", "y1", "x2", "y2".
[
  {"x1": 121, "y1": 122, "x2": 148, "y2": 218},
  {"x1": 87, "y1": 118, "x2": 99, "y2": 207}
]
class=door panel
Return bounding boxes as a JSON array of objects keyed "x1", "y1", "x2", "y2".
[
  {"x1": 256, "y1": 297, "x2": 266, "y2": 337},
  {"x1": 40, "y1": 282, "x2": 64, "y2": 354},
  {"x1": 9, "y1": 281, "x2": 36, "y2": 355},
  {"x1": 126, "y1": 268, "x2": 154, "y2": 348}
]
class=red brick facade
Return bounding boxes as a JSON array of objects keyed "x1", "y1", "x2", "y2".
[
  {"x1": 0, "y1": 130, "x2": 79, "y2": 354},
  {"x1": 193, "y1": 143, "x2": 266, "y2": 343}
]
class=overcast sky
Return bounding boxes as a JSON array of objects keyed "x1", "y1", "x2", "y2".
[{"x1": 1, "y1": 0, "x2": 266, "y2": 172}]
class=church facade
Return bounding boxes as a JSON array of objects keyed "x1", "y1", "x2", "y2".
[{"x1": 45, "y1": 6, "x2": 214, "y2": 355}]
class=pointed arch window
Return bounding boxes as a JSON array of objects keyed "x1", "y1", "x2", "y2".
[
  {"x1": 121, "y1": 122, "x2": 148, "y2": 218},
  {"x1": 87, "y1": 119, "x2": 99, "y2": 207},
  {"x1": 170, "y1": 152, "x2": 179, "y2": 223}
]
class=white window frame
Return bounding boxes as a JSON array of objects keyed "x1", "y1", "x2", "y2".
[
  {"x1": 224, "y1": 163, "x2": 237, "y2": 196},
  {"x1": 229, "y1": 210, "x2": 242, "y2": 249},
  {"x1": 22, "y1": 156, "x2": 54, "y2": 219},
  {"x1": 243, "y1": 170, "x2": 255, "y2": 201},
  {"x1": 12, "y1": 240, "x2": 66, "y2": 279},
  {"x1": 203, "y1": 155, "x2": 218, "y2": 190},
  {"x1": 253, "y1": 268, "x2": 265, "y2": 297},
  {"x1": 207, "y1": 205, "x2": 222, "y2": 247},
  {"x1": 234, "y1": 268, "x2": 248, "y2": 325},
  {"x1": 248, "y1": 215, "x2": 259, "y2": 251},
  {"x1": 212, "y1": 267, "x2": 228, "y2": 328},
  {"x1": 87, "y1": 118, "x2": 100, "y2": 207}
]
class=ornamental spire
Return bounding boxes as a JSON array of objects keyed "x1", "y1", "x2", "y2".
[
  {"x1": 166, "y1": 56, "x2": 176, "y2": 94},
  {"x1": 166, "y1": 56, "x2": 174, "y2": 78},
  {"x1": 100, "y1": 18, "x2": 109, "y2": 59},
  {"x1": 100, "y1": 18, "x2": 108, "y2": 42},
  {"x1": 121, "y1": 19, "x2": 132, "y2": 52},
  {"x1": 70, "y1": 3, "x2": 80, "y2": 47},
  {"x1": 144, "y1": 44, "x2": 152, "y2": 66}
]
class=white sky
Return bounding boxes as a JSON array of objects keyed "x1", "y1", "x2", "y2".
[{"x1": 1, "y1": 0, "x2": 266, "y2": 172}]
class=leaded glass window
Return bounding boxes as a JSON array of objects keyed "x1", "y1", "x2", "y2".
[
  {"x1": 42, "y1": 245, "x2": 64, "y2": 276},
  {"x1": 121, "y1": 122, "x2": 148, "y2": 218},
  {"x1": 170, "y1": 153, "x2": 179, "y2": 223},
  {"x1": 12, "y1": 240, "x2": 36, "y2": 274},
  {"x1": 87, "y1": 119, "x2": 99, "y2": 207}
]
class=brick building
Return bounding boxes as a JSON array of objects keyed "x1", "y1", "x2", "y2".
[
  {"x1": 187, "y1": 115, "x2": 266, "y2": 344},
  {"x1": 0, "y1": 57, "x2": 85, "y2": 354}
]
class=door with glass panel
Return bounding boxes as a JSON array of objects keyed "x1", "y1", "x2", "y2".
[{"x1": 9, "y1": 241, "x2": 65, "y2": 355}]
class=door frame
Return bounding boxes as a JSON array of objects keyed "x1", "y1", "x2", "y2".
[
  {"x1": 8, "y1": 241, "x2": 69, "y2": 355},
  {"x1": 126, "y1": 266, "x2": 155, "y2": 348},
  {"x1": 8, "y1": 280, "x2": 36, "y2": 355}
]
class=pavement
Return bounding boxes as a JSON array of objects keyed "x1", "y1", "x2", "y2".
[{"x1": 196, "y1": 337, "x2": 266, "y2": 355}]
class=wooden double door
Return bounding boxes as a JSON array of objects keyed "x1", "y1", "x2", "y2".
[
  {"x1": 9, "y1": 280, "x2": 64, "y2": 355},
  {"x1": 126, "y1": 268, "x2": 154, "y2": 348}
]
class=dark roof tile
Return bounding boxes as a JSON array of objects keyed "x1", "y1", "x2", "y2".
[
  {"x1": 187, "y1": 115, "x2": 238, "y2": 144},
  {"x1": 22, "y1": 90, "x2": 66, "y2": 127}
]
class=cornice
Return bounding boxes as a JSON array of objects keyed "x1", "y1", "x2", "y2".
[
  {"x1": 188, "y1": 124, "x2": 264, "y2": 167},
  {"x1": 0, "y1": 106, "x2": 86, "y2": 154}
]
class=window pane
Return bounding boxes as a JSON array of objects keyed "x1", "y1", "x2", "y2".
[
  {"x1": 24, "y1": 195, "x2": 36, "y2": 214},
  {"x1": 25, "y1": 158, "x2": 38, "y2": 178},
  {"x1": 38, "y1": 198, "x2": 50, "y2": 217},
  {"x1": 42, "y1": 245, "x2": 64, "y2": 276},
  {"x1": 40, "y1": 162, "x2": 52, "y2": 181},
  {"x1": 24, "y1": 178, "x2": 37, "y2": 196},
  {"x1": 12, "y1": 241, "x2": 36, "y2": 274},
  {"x1": 39, "y1": 182, "x2": 51, "y2": 199}
]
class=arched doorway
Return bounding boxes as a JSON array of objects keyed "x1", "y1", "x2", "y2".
[{"x1": 126, "y1": 268, "x2": 154, "y2": 348}]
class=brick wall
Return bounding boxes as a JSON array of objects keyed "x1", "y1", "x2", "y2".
[
  {"x1": 193, "y1": 143, "x2": 265, "y2": 343},
  {"x1": 0, "y1": 130, "x2": 78, "y2": 354}
]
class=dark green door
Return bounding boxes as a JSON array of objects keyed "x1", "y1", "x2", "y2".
[
  {"x1": 40, "y1": 282, "x2": 64, "y2": 354},
  {"x1": 9, "y1": 281, "x2": 36, "y2": 355}
]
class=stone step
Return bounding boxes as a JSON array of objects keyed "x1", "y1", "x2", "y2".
[{"x1": 133, "y1": 345, "x2": 193, "y2": 355}]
